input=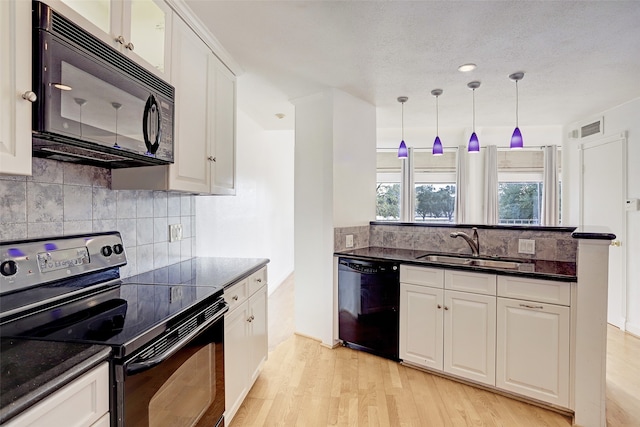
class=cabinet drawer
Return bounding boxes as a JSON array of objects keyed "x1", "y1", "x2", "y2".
[
  {"x1": 445, "y1": 270, "x2": 496, "y2": 295},
  {"x1": 497, "y1": 276, "x2": 572, "y2": 306},
  {"x1": 224, "y1": 279, "x2": 248, "y2": 312},
  {"x1": 248, "y1": 267, "x2": 267, "y2": 295},
  {"x1": 400, "y1": 265, "x2": 444, "y2": 288}
]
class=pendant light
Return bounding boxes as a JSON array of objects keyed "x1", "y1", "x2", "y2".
[
  {"x1": 431, "y1": 89, "x2": 443, "y2": 156},
  {"x1": 397, "y1": 96, "x2": 408, "y2": 158},
  {"x1": 467, "y1": 81, "x2": 481, "y2": 153},
  {"x1": 509, "y1": 72, "x2": 525, "y2": 149}
]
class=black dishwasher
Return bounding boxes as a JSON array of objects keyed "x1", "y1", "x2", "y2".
[{"x1": 338, "y1": 257, "x2": 400, "y2": 361}]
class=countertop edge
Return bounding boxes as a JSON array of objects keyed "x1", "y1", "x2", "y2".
[
  {"x1": 334, "y1": 251, "x2": 577, "y2": 283},
  {"x1": 0, "y1": 346, "x2": 111, "y2": 424}
]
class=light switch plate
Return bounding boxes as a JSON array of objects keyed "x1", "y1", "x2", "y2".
[
  {"x1": 518, "y1": 239, "x2": 535, "y2": 255},
  {"x1": 169, "y1": 224, "x2": 183, "y2": 242},
  {"x1": 345, "y1": 234, "x2": 354, "y2": 248}
]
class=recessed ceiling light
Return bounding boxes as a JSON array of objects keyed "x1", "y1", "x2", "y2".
[{"x1": 458, "y1": 63, "x2": 477, "y2": 72}]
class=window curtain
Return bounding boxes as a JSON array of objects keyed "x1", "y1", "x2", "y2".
[
  {"x1": 542, "y1": 145, "x2": 559, "y2": 225},
  {"x1": 455, "y1": 145, "x2": 466, "y2": 223},
  {"x1": 484, "y1": 145, "x2": 498, "y2": 224}
]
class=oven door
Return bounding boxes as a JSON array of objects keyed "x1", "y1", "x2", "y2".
[{"x1": 115, "y1": 306, "x2": 226, "y2": 427}]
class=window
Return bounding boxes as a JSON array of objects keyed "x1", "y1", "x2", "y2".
[
  {"x1": 413, "y1": 149, "x2": 457, "y2": 223},
  {"x1": 376, "y1": 148, "x2": 457, "y2": 223},
  {"x1": 497, "y1": 148, "x2": 561, "y2": 225},
  {"x1": 376, "y1": 150, "x2": 401, "y2": 220}
]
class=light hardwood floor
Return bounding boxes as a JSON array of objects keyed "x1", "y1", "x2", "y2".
[{"x1": 231, "y1": 277, "x2": 640, "y2": 426}]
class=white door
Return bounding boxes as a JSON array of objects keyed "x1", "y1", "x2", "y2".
[
  {"x1": 443, "y1": 290, "x2": 496, "y2": 386},
  {"x1": 496, "y1": 298, "x2": 570, "y2": 407},
  {"x1": 580, "y1": 134, "x2": 627, "y2": 329},
  {"x1": 399, "y1": 283, "x2": 444, "y2": 370}
]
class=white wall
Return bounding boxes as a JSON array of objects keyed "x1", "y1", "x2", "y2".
[
  {"x1": 563, "y1": 97, "x2": 640, "y2": 336},
  {"x1": 195, "y1": 109, "x2": 295, "y2": 294},
  {"x1": 332, "y1": 90, "x2": 377, "y2": 227},
  {"x1": 293, "y1": 89, "x2": 376, "y2": 345}
]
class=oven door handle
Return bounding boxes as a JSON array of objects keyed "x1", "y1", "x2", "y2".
[{"x1": 126, "y1": 305, "x2": 228, "y2": 375}]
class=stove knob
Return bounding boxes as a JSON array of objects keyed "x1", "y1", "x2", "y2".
[
  {"x1": 113, "y1": 244, "x2": 124, "y2": 255},
  {"x1": 101, "y1": 245, "x2": 113, "y2": 257},
  {"x1": 1, "y1": 260, "x2": 18, "y2": 277}
]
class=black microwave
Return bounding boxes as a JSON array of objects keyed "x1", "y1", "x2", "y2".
[{"x1": 31, "y1": 1, "x2": 174, "y2": 168}]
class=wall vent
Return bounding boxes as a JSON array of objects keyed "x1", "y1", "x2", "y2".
[{"x1": 580, "y1": 118, "x2": 604, "y2": 138}]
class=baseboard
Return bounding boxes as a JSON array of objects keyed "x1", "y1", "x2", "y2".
[{"x1": 624, "y1": 321, "x2": 640, "y2": 338}]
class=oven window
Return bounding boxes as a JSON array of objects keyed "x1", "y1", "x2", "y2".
[{"x1": 148, "y1": 344, "x2": 214, "y2": 427}]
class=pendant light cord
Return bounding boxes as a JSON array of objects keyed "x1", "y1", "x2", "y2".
[
  {"x1": 401, "y1": 101, "x2": 404, "y2": 140},
  {"x1": 515, "y1": 80, "x2": 519, "y2": 127},
  {"x1": 472, "y1": 89, "x2": 476, "y2": 131},
  {"x1": 436, "y1": 96, "x2": 439, "y2": 135}
]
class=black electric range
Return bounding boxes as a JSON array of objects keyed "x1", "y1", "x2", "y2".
[{"x1": 0, "y1": 232, "x2": 231, "y2": 427}]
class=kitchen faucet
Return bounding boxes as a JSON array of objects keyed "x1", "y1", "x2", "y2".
[{"x1": 450, "y1": 227, "x2": 480, "y2": 257}]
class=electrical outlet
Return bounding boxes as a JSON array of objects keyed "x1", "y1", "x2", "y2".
[
  {"x1": 169, "y1": 224, "x2": 183, "y2": 242},
  {"x1": 345, "y1": 234, "x2": 354, "y2": 248},
  {"x1": 518, "y1": 239, "x2": 536, "y2": 255}
]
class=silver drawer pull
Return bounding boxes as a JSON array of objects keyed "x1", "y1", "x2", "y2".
[
  {"x1": 232, "y1": 295, "x2": 239, "y2": 301},
  {"x1": 520, "y1": 303, "x2": 544, "y2": 310},
  {"x1": 256, "y1": 278, "x2": 262, "y2": 283}
]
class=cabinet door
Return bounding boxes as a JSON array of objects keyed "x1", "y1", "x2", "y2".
[
  {"x1": 496, "y1": 298, "x2": 570, "y2": 407},
  {"x1": 0, "y1": 0, "x2": 32, "y2": 176},
  {"x1": 125, "y1": 0, "x2": 172, "y2": 77},
  {"x1": 52, "y1": 0, "x2": 170, "y2": 78},
  {"x1": 224, "y1": 301, "x2": 250, "y2": 423},
  {"x1": 444, "y1": 290, "x2": 496, "y2": 386},
  {"x1": 209, "y1": 58, "x2": 237, "y2": 195},
  {"x1": 168, "y1": 15, "x2": 211, "y2": 193},
  {"x1": 248, "y1": 285, "x2": 268, "y2": 383},
  {"x1": 400, "y1": 283, "x2": 444, "y2": 370}
]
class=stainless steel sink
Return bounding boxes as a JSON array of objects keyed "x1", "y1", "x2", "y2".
[
  {"x1": 419, "y1": 254, "x2": 473, "y2": 265},
  {"x1": 416, "y1": 254, "x2": 527, "y2": 271}
]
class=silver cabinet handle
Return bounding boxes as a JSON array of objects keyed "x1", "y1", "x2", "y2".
[
  {"x1": 437, "y1": 304, "x2": 442, "y2": 309},
  {"x1": 444, "y1": 306, "x2": 449, "y2": 310},
  {"x1": 207, "y1": 156, "x2": 216, "y2": 162},
  {"x1": 22, "y1": 91, "x2": 37, "y2": 102},
  {"x1": 256, "y1": 278, "x2": 262, "y2": 283},
  {"x1": 232, "y1": 295, "x2": 238, "y2": 301},
  {"x1": 115, "y1": 35, "x2": 126, "y2": 45},
  {"x1": 247, "y1": 315, "x2": 254, "y2": 323},
  {"x1": 519, "y1": 303, "x2": 544, "y2": 310},
  {"x1": 125, "y1": 42, "x2": 134, "y2": 51}
]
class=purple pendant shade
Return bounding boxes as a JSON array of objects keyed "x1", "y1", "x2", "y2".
[
  {"x1": 510, "y1": 126, "x2": 523, "y2": 149},
  {"x1": 398, "y1": 140, "x2": 408, "y2": 158},
  {"x1": 432, "y1": 136, "x2": 443, "y2": 156},
  {"x1": 468, "y1": 132, "x2": 480, "y2": 153}
]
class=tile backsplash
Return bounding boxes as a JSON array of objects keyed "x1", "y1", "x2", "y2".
[
  {"x1": 0, "y1": 158, "x2": 195, "y2": 278},
  {"x1": 335, "y1": 223, "x2": 578, "y2": 263}
]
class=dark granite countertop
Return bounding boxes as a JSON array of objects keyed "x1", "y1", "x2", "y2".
[
  {"x1": 0, "y1": 339, "x2": 111, "y2": 424},
  {"x1": 334, "y1": 247, "x2": 577, "y2": 282}
]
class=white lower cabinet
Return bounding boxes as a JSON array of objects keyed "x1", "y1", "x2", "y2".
[
  {"x1": 496, "y1": 297, "x2": 570, "y2": 407},
  {"x1": 399, "y1": 283, "x2": 443, "y2": 370},
  {"x1": 5, "y1": 362, "x2": 109, "y2": 427},
  {"x1": 400, "y1": 265, "x2": 572, "y2": 408},
  {"x1": 444, "y1": 289, "x2": 496, "y2": 386},
  {"x1": 400, "y1": 267, "x2": 496, "y2": 386},
  {"x1": 224, "y1": 268, "x2": 268, "y2": 424}
]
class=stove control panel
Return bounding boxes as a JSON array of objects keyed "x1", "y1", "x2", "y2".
[{"x1": 0, "y1": 232, "x2": 127, "y2": 295}]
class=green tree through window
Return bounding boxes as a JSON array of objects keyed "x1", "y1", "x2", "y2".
[{"x1": 376, "y1": 183, "x2": 400, "y2": 219}]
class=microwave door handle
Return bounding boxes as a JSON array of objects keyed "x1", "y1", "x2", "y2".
[{"x1": 126, "y1": 305, "x2": 228, "y2": 375}]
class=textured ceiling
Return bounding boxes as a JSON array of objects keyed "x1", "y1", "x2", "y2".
[{"x1": 185, "y1": 0, "x2": 640, "y2": 139}]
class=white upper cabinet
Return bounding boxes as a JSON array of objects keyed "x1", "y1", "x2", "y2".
[
  {"x1": 0, "y1": 0, "x2": 33, "y2": 176},
  {"x1": 112, "y1": 13, "x2": 237, "y2": 194},
  {"x1": 47, "y1": 0, "x2": 172, "y2": 78}
]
